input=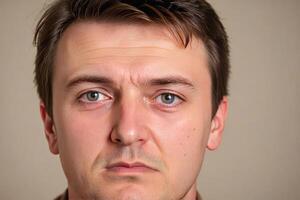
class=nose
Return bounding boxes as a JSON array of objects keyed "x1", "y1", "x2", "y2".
[{"x1": 110, "y1": 93, "x2": 150, "y2": 146}]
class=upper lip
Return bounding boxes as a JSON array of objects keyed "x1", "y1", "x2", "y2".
[{"x1": 106, "y1": 162, "x2": 157, "y2": 171}]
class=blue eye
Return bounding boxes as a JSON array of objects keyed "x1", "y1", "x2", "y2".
[
  {"x1": 161, "y1": 93, "x2": 175, "y2": 104},
  {"x1": 156, "y1": 93, "x2": 182, "y2": 106},
  {"x1": 86, "y1": 91, "x2": 100, "y2": 101},
  {"x1": 79, "y1": 91, "x2": 108, "y2": 103}
]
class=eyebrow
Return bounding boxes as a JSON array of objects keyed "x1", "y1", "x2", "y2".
[
  {"x1": 66, "y1": 75, "x2": 195, "y2": 89},
  {"x1": 66, "y1": 75, "x2": 115, "y2": 89},
  {"x1": 147, "y1": 76, "x2": 195, "y2": 89}
]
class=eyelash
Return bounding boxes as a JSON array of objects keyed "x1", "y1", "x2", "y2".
[{"x1": 77, "y1": 90, "x2": 184, "y2": 109}]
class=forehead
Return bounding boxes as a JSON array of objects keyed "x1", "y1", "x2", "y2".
[
  {"x1": 59, "y1": 21, "x2": 184, "y2": 51},
  {"x1": 54, "y1": 21, "x2": 209, "y2": 84}
]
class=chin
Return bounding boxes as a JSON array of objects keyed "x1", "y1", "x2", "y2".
[
  {"x1": 116, "y1": 191, "x2": 144, "y2": 200},
  {"x1": 99, "y1": 185, "x2": 163, "y2": 200},
  {"x1": 98, "y1": 190, "x2": 144, "y2": 200}
]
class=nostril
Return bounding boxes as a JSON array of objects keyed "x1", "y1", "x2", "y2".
[{"x1": 114, "y1": 138, "x2": 122, "y2": 144}]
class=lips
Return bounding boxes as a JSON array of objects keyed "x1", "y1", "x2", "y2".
[{"x1": 106, "y1": 162, "x2": 157, "y2": 173}]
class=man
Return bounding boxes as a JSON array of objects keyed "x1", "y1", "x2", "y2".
[{"x1": 34, "y1": 0, "x2": 229, "y2": 199}]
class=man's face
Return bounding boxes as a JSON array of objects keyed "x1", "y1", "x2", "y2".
[{"x1": 41, "y1": 21, "x2": 227, "y2": 200}]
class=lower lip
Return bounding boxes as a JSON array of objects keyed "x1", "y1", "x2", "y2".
[{"x1": 107, "y1": 166, "x2": 155, "y2": 173}]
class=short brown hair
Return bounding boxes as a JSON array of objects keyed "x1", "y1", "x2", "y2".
[{"x1": 34, "y1": 0, "x2": 230, "y2": 117}]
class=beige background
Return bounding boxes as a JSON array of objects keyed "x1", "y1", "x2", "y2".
[{"x1": 0, "y1": 0, "x2": 299, "y2": 199}]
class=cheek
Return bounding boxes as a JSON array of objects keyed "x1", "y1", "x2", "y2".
[
  {"x1": 153, "y1": 106, "x2": 212, "y2": 184},
  {"x1": 54, "y1": 107, "x2": 111, "y2": 172},
  {"x1": 162, "y1": 117, "x2": 209, "y2": 169}
]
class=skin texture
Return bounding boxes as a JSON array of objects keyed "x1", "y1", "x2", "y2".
[{"x1": 40, "y1": 21, "x2": 227, "y2": 200}]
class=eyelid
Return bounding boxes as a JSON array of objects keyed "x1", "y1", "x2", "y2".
[{"x1": 153, "y1": 89, "x2": 185, "y2": 100}]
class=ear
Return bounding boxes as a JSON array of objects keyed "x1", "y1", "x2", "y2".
[
  {"x1": 40, "y1": 102, "x2": 59, "y2": 155},
  {"x1": 207, "y1": 97, "x2": 228, "y2": 151}
]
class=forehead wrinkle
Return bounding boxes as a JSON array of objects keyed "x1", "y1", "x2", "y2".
[
  {"x1": 72, "y1": 46, "x2": 185, "y2": 69},
  {"x1": 75, "y1": 46, "x2": 181, "y2": 60},
  {"x1": 72, "y1": 42, "x2": 177, "y2": 59}
]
